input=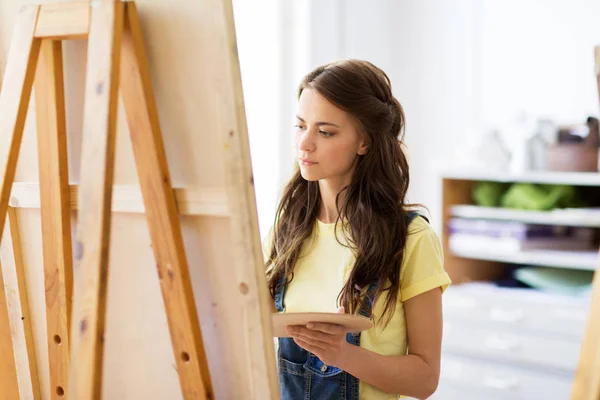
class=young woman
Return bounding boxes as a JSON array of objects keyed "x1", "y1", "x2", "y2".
[{"x1": 263, "y1": 59, "x2": 451, "y2": 400}]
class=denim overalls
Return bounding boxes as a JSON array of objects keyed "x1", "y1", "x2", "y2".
[{"x1": 274, "y1": 212, "x2": 422, "y2": 399}]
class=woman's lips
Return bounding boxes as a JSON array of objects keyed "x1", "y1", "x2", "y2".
[{"x1": 299, "y1": 158, "x2": 318, "y2": 166}]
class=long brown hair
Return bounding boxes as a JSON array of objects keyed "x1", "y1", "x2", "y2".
[{"x1": 266, "y1": 59, "x2": 415, "y2": 325}]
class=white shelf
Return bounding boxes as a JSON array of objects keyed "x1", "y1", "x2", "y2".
[
  {"x1": 442, "y1": 169, "x2": 600, "y2": 186},
  {"x1": 450, "y1": 247, "x2": 599, "y2": 270},
  {"x1": 450, "y1": 205, "x2": 600, "y2": 227}
]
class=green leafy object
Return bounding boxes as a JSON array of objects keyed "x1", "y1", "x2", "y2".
[
  {"x1": 501, "y1": 183, "x2": 549, "y2": 210},
  {"x1": 472, "y1": 181, "x2": 510, "y2": 207},
  {"x1": 500, "y1": 183, "x2": 582, "y2": 210}
]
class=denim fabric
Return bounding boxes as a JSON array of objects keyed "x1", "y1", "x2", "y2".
[{"x1": 275, "y1": 282, "x2": 370, "y2": 400}]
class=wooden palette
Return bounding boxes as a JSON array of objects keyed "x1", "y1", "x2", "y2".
[{"x1": 272, "y1": 312, "x2": 373, "y2": 338}]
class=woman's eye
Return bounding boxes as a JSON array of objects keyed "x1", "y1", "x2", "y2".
[
  {"x1": 319, "y1": 130, "x2": 334, "y2": 137},
  {"x1": 293, "y1": 124, "x2": 306, "y2": 130}
]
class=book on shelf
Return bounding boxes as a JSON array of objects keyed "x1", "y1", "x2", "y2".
[{"x1": 448, "y1": 218, "x2": 597, "y2": 253}]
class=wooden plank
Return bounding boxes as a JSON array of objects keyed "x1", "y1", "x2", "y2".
[
  {"x1": 571, "y1": 258, "x2": 600, "y2": 400},
  {"x1": 218, "y1": 0, "x2": 279, "y2": 397},
  {"x1": 0, "y1": 4, "x2": 40, "y2": 249},
  {"x1": 0, "y1": 7, "x2": 31, "y2": 399},
  {"x1": 0, "y1": 207, "x2": 41, "y2": 400},
  {"x1": 34, "y1": 2, "x2": 89, "y2": 40},
  {"x1": 119, "y1": 3, "x2": 212, "y2": 398},
  {"x1": 68, "y1": 1, "x2": 124, "y2": 399},
  {"x1": 8, "y1": 183, "x2": 230, "y2": 216},
  {"x1": 0, "y1": 230, "x2": 20, "y2": 400},
  {"x1": 34, "y1": 39, "x2": 73, "y2": 400}
]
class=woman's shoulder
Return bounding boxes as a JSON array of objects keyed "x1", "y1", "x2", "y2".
[
  {"x1": 405, "y1": 213, "x2": 442, "y2": 255},
  {"x1": 407, "y1": 212, "x2": 433, "y2": 234}
]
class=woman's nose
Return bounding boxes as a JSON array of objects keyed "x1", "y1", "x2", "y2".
[{"x1": 297, "y1": 130, "x2": 315, "y2": 152}]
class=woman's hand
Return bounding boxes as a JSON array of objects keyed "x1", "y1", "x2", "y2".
[{"x1": 286, "y1": 307, "x2": 350, "y2": 367}]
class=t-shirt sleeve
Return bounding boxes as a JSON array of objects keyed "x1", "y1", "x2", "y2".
[{"x1": 400, "y1": 223, "x2": 451, "y2": 302}]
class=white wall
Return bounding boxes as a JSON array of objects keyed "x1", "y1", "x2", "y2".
[
  {"x1": 480, "y1": 0, "x2": 600, "y2": 126},
  {"x1": 234, "y1": 0, "x2": 600, "y2": 236},
  {"x1": 232, "y1": 0, "x2": 283, "y2": 238}
]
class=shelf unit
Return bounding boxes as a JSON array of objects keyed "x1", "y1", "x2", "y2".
[
  {"x1": 438, "y1": 170, "x2": 600, "y2": 399},
  {"x1": 441, "y1": 170, "x2": 600, "y2": 283}
]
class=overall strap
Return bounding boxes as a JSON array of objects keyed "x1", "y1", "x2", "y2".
[
  {"x1": 407, "y1": 210, "x2": 426, "y2": 224},
  {"x1": 274, "y1": 275, "x2": 287, "y2": 312},
  {"x1": 356, "y1": 281, "x2": 378, "y2": 318}
]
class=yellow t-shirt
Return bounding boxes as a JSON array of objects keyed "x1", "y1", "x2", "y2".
[{"x1": 263, "y1": 216, "x2": 451, "y2": 400}]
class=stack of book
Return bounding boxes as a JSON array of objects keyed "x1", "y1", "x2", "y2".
[{"x1": 448, "y1": 218, "x2": 595, "y2": 253}]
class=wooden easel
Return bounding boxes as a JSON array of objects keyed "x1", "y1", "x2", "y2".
[
  {"x1": 571, "y1": 47, "x2": 600, "y2": 400},
  {"x1": 0, "y1": 1, "x2": 278, "y2": 399}
]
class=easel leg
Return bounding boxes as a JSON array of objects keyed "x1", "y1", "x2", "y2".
[
  {"x1": 1, "y1": 207, "x2": 41, "y2": 399},
  {"x1": 119, "y1": 3, "x2": 213, "y2": 399},
  {"x1": 68, "y1": 1, "x2": 124, "y2": 399},
  {"x1": 0, "y1": 5, "x2": 41, "y2": 399},
  {"x1": 0, "y1": 267, "x2": 19, "y2": 399},
  {"x1": 0, "y1": 4, "x2": 41, "y2": 241},
  {"x1": 34, "y1": 38, "x2": 73, "y2": 400}
]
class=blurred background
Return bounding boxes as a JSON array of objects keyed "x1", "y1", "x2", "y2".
[{"x1": 233, "y1": 0, "x2": 600, "y2": 399}]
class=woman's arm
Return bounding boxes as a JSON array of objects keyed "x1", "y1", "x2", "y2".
[
  {"x1": 288, "y1": 287, "x2": 443, "y2": 399},
  {"x1": 339, "y1": 287, "x2": 442, "y2": 398}
]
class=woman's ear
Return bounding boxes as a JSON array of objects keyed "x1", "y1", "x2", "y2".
[{"x1": 357, "y1": 141, "x2": 369, "y2": 155}]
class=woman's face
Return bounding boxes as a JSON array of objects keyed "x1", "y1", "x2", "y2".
[{"x1": 294, "y1": 89, "x2": 368, "y2": 184}]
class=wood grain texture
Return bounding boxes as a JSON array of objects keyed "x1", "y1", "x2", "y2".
[
  {"x1": 34, "y1": 2, "x2": 89, "y2": 40},
  {"x1": 0, "y1": 6, "x2": 34, "y2": 399},
  {"x1": 218, "y1": 0, "x2": 279, "y2": 397},
  {"x1": 68, "y1": 1, "x2": 124, "y2": 399},
  {"x1": 571, "y1": 258, "x2": 600, "y2": 400},
  {"x1": 0, "y1": 3, "x2": 40, "y2": 252},
  {"x1": 0, "y1": 253, "x2": 19, "y2": 400},
  {"x1": 8, "y1": 183, "x2": 230, "y2": 216},
  {"x1": 0, "y1": 0, "x2": 280, "y2": 398},
  {"x1": 119, "y1": 2, "x2": 212, "y2": 398},
  {"x1": 34, "y1": 38, "x2": 73, "y2": 400},
  {"x1": 0, "y1": 7, "x2": 42, "y2": 397},
  {"x1": 0, "y1": 207, "x2": 40, "y2": 399}
]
